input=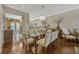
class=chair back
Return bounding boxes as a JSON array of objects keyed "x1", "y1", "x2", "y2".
[
  {"x1": 44, "y1": 30, "x2": 58, "y2": 47},
  {"x1": 62, "y1": 28, "x2": 70, "y2": 35},
  {"x1": 22, "y1": 33, "x2": 28, "y2": 45}
]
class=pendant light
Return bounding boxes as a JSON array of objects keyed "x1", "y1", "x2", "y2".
[{"x1": 40, "y1": 5, "x2": 46, "y2": 21}]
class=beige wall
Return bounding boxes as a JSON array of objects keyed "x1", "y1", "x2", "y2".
[
  {"x1": 0, "y1": 5, "x2": 30, "y2": 53},
  {"x1": 3, "y1": 5, "x2": 30, "y2": 33},
  {"x1": 0, "y1": 5, "x2": 4, "y2": 53},
  {"x1": 46, "y1": 8, "x2": 79, "y2": 30}
]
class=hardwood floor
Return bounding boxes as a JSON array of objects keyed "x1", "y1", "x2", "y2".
[
  {"x1": 47, "y1": 38, "x2": 79, "y2": 54},
  {"x1": 11, "y1": 40, "x2": 26, "y2": 54},
  {"x1": 2, "y1": 38, "x2": 79, "y2": 54}
]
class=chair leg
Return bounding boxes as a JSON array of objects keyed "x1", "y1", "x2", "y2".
[
  {"x1": 76, "y1": 39, "x2": 78, "y2": 44},
  {"x1": 37, "y1": 45, "x2": 43, "y2": 54},
  {"x1": 44, "y1": 48, "x2": 47, "y2": 54},
  {"x1": 26, "y1": 44, "x2": 32, "y2": 53},
  {"x1": 25, "y1": 45, "x2": 27, "y2": 53},
  {"x1": 22, "y1": 42, "x2": 27, "y2": 53},
  {"x1": 26, "y1": 44, "x2": 30, "y2": 53},
  {"x1": 65, "y1": 39, "x2": 67, "y2": 46}
]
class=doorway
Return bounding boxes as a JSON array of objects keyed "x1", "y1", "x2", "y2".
[
  {"x1": 5, "y1": 13, "x2": 22, "y2": 43},
  {"x1": 2, "y1": 13, "x2": 22, "y2": 53}
]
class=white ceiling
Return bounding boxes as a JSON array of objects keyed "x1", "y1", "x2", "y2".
[{"x1": 4, "y1": 4, "x2": 79, "y2": 21}]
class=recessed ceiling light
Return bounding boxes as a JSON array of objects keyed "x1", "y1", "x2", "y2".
[{"x1": 40, "y1": 5, "x2": 45, "y2": 9}]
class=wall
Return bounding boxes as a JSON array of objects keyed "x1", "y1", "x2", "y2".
[
  {"x1": 0, "y1": 5, "x2": 4, "y2": 53},
  {"x1": 46, "y1": 8, "x2": 79, "y2": 30},
  {"x1": 0, "y1": 5, "x2": 29, "y2": 53},
  {"x1": 2, "y1": 5, "x2": 30, "y2": 33}
]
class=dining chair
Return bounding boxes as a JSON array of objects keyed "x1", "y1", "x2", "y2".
[
  {"x1": 61, "y1": 28, "x2": 76, "y2": 45},
  {"x1": 74, "y1": 47, "x2": 79, "y2": 54},
  {"x1": 36, "y1": 30, "x2": 58, "y2": 53},
  {"x1": 22, "y1": 33, "x2": 34, "y2": 53}
]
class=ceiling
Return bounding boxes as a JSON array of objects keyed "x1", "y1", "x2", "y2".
[{"x1": 4, "y1": 4, "x2": 79, "y2": 21}]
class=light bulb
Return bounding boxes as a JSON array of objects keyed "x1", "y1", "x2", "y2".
[{"x1": 40, "y1": 16, "x2": 46, "y2": 21}]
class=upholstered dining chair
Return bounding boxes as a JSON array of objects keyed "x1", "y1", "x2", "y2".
[
  {"x1": 61, "y1": 28, "x2": 77, "y2": 44},
  {"x1": 22, "y1": 33, "x2": 34, "y2": 53},
  {"x1": 36, "y1": 30, "x2": 58, "y2": 53},
  {"x1": 74, "y1": 47, "x2": 79, "y2": 54}
]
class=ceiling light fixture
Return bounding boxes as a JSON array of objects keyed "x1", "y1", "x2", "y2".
[
  {"x1": 40, "y1": 5, "x2": 46, "y2": 21},
  {"x1": 40, "y1": 5, "x2": 45, "y2": 9},
  {"x1": 40, "y1": 16, "x2": 46, "y2": 21}
]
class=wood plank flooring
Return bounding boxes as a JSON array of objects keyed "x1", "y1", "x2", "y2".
[{"x1": 2, "y1": 38, "x2": 79, "y2": 54}]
